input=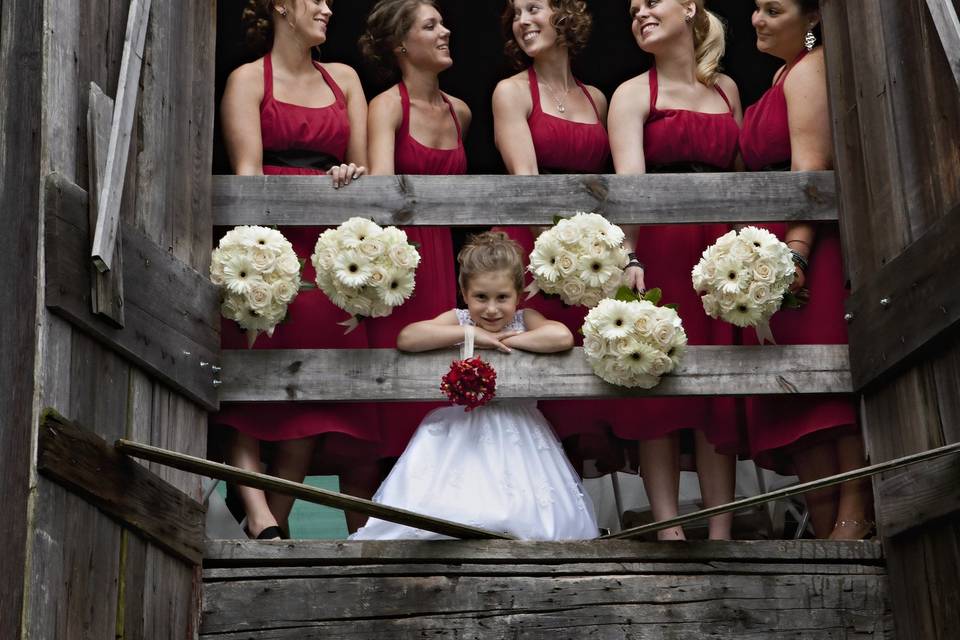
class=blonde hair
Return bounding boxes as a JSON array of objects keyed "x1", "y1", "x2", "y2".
[
  {"x1": 686, "y1": 0, "x2": 726, "y2": 86},
  {"x1": 457, "y1": 231, "x2": 525, "y2": 294}
]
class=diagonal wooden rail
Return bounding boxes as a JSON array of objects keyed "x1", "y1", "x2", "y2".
[
  {"x1": 603, "y1": 440, "x2": 960, "y2": 539},
  {"x1": 114, "y1": 439, "x2": 515, "y2": 541}
]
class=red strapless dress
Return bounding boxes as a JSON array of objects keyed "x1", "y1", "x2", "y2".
[
  {"x1": 739, "y1": 50, "x2": 857, "y2": 474},
  {"x1": 496, "y1": 67, "x2": 622, "y2": 476},
  {"x1": 612, "y1": 67, "x2": 742, "y2": 460},
  {"x1": 366, "y1": 81, "x2": 465, "y2": 458},
  {"x1": 213, "y1": 54, "x2": 380, "y2": 472}
]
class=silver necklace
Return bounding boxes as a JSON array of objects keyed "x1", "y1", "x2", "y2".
[{"x1": 542, "y1": 78, "x2": 572, "y2": 114}]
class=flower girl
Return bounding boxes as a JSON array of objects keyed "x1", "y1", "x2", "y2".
[{"x1": 350, "y1": 232, "x2": 599, "y2": 540}]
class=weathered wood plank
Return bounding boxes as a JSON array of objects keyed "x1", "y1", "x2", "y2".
[
  {"x1": 925, "y1": 0, "x2": 960, "y2": 92},
  {"x1": 219, "y1": 344, "x2": 852, "y2": 402},
  {"x1": 44, "y1": 172, "x2": 221, "y2": 410},
  {"x1": 203, "y1": 539, "x2": 885, "y2": 566},
  {"x1": 90, "y1": 0, "x2": 151, "y2": 272},
  {"x1": 201, "y1": 573, "x2": 891, "y2": 635},
  {"x1": 86, "y1": 82, "x2": 125, "y2": 326},
  {"x1": 845, "y1": 203, "x2": 960, "y2": 390},
  {"x1": 877, "y1": 454, "x2": 960, "y2": 537},
  {"x1": 1, "y1": 0, "x2": 44, "y2": 636},
  {"x1": 211, "y1": 172, "x2": 838, "y2": 226},
  {"x1": 204, "y1": 561, "x2": 887, "y2": 581},
  {"x1": 37, "y1": 411, "x2": 205, "y2": 565}
]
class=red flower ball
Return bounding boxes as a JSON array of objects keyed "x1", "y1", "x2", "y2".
[{"x1": 440, "y1": 356, "x2": 497, "y2": 411}]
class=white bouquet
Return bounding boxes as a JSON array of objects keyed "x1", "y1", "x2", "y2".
[
  {"x1": 210, "y1": 225, "x2": 301, "y2": 347},
  {"x1": 311, "y1": 217, "x2": 420, "y2": 332},
  {"x1": 582, "y1": 292, "x2": 687, "y2": 389},
  {"x1": 691, "y1": 226, "x2": 796, "y2": 343},
  {"x1": 528, "y1": 212, "x2": 629, "y2": 308}
]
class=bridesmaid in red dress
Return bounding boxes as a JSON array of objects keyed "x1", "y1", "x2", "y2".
[
  {"x1": 608, "y1": 0, "x2": 742, "y2": 540},
  {"x1": 740, "y1": 0, "x2": 871, "y2": 539},
  {"x1": 492, "y1": 0, "x2": 622, "y2": 478},
  {"x1": 359, "y1": 0, "x2": 471, "y2": 459},
  {"x1": 217, "y1": 0, "x2": 376, "y2": 538}
]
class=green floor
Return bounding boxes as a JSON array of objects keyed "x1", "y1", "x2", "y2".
[{"x1": 217, "y1": 476, "x2": 349, "y2": 539}]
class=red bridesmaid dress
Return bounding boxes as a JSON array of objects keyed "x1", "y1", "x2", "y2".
[
  {"x1": 739, "y1": 50, "x2": 857, "y2": 474},
  {"x1": 612, "y1": 67, "x2": 742, "y2": 461},
  {"x1": 497, "y1": 67, "x2": 622, "y2": 476},
  {"x1": 365, "y1": 80, "x2": 466, "y2": 459},
  {"x1": 213, "y1": 53, "x2": 380, "y2": 471}
]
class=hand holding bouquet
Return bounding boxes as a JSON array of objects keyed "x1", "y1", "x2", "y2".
[
  {"x1": 528, "y1": 212, "x2": 629, "y2": 308},
  {"x1": 311, "y1": 217, "x2": 421, "y2": 332},
  {"x1": 691, "y1": 226, "x2": 796, "y2": 344},
  {"x1": 210, "y1": 226, "x2": 302, "y2": 347},
  {"x1": 582, "y1": 289, "x2": 687, "y2": 389}
]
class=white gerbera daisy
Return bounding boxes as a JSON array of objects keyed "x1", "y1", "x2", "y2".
[
  {"x1": 530, "y1": 238, "x2": 564, "y2": 283},
  {"x1": 725, "y1": 293, "x2": 764, "y2": 327},
  {"x1": 333, "y1": 251, "x2": 373, "y2": 288},
  {"x1": 339, "y1": 217, "x2": 382, "y2": 248},
  {"x1": 578, "y1": 254, "x2": 618, "y2": 288},
  {"x1": 714, "y1": 256, "x2": 749, "y2": 294},
  {"x1": 590, "y1": 300, "x2": 640, "y2": 340},
  {"x1": 222, "y1": 254, "x2": 263, "y2": 296},
  {"x1": 379, "y1": 268, "x2": 416, "y2": 307}
]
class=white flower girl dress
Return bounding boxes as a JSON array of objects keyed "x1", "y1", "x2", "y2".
[{"x1": 350, "y1": 309, "x2": 598, "y2": 540}]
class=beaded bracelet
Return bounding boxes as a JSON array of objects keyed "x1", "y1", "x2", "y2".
[{"x1": 626, "y1": 251, "x2": 645, "y2": 270}]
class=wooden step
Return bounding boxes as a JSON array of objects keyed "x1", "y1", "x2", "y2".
[{"x1": 201, "y1": 540, "x2": 892, "y2": 639}]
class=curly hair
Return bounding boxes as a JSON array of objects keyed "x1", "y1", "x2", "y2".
[
  {"x1": 457, "y1": 231, "x2": 526, "y2": 294},
  {"x1": 358, "y1": 0, "x2": 439, "y2": 80},
  {"x1": 242, "y1": 0, "x2": 283, "y2": 56},
  {"x1": 501, "y1": 0, "x2": 593, "y2": 69}
]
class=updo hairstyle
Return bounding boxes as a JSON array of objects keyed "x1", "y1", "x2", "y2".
[
  {"x1": 359, "y1": 0, "x2": 440, "y2": 80},
  {"x1": 457, "y1": 231, "x2": 526, "y2": 294}
]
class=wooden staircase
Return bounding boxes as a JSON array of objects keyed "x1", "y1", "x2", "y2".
[{"x1": 200, "y1": 540, "x2": 892, "y2": 639}]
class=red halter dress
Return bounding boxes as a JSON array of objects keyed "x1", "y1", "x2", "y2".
[
  {"x1": 366, "y1": 80, "x2": 466, "y2": 459},
  {"x1": 739, "y1": 50, "x2": 856, "y2": 474},
  {"x1": 497, "y1": 67, "x2": 620, "y2": 476},
  {"x1": 214, "y1": 54, "x2": 380, "y2": 472},
  {"x1": 612, "y1": 67, "x2": 742, "y2": 462}
]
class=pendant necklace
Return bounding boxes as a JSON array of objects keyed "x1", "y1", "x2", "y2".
[{"x1": 542, "y1": 78, "x2": 572, "y2": 114}]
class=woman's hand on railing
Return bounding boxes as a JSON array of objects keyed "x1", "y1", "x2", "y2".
[
  {"x1": 328, "y1": 163, "x2": 367, "y2": 189},
  {"x1": 623, "y1": 264, "x2": 647, "y2": 294}
]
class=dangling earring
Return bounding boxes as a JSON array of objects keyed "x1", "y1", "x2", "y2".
[{"x1": 804, "y1": 29, "x2": 816, "y2": 51}]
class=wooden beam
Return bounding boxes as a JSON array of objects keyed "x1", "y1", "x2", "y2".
[
  {"x1": 845, "y1": 203, "x2": 960, "y2": 390},
  {"x1": 203, "y1": 539, "x2": 884, "y2": 566},
  {"x1": 36, "y1": 410, "x2": 204, "y2": 565},
  {"x1": 211, "y1": 172, "x2": 838, "y2": 227},
  {"x1": 218, "y1": 344, "x2": 852, "y2": 402},
  {"x1": 44, "y1": 172, "x2": 221, "y2": 410},
  {"x1": 115, "y1": 439, "x2": 515, "y2": 541},
  {"x1": 877, "y1": 454, "x2": 960, "y2": 538},
  {"x1": 90, "y1": 0, "x2": 151, "y2": 272},
  {"x1": 925, "y1": 0, "x2": 960, "y2": 93},
  {"x1": 86, "y1": 82, "x2": 124, "y2": 326}
]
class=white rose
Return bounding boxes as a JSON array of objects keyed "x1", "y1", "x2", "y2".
[
  {"x1": 388, "y1": 244, "x2": 420, "y2": 270},
  {"x1": 555, "y1": 250, "x2": 578, "y2": 277},
  {"x1": 247, "y1": 281, "x2": 273, "y2": 311},
  {"x1": 272, "y1": 279, "x2": 297, "y2": 304},
  {"x1": 752, "y1": 259, "x2": 777, "y2": 285},
  {"x1": 579, "y1": 290, "x2": 603, "y2": 308},
  {"x1": 560, "y1": 277, "x2": 586, "y2": 304}
]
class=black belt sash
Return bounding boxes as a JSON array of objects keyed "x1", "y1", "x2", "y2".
[
  {"x1": 647, "y1": 161, "x2": 726, "y2": 174},
  {"x1": 263, "y1": 149, "x2": 341, "y2": 172}
]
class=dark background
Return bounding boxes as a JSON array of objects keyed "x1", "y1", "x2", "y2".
[{"x1": 213, "y1": 0, "x2": 782, "y2": 174}]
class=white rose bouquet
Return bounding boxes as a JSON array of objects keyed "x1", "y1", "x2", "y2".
[
  {"x1": 691, "y1": 226, "x2": 796, "y2": 343},
  {"x1": 582, "y1": 289, "x2": 687, "y2": 389},
  {"x1": 210, "y1": 225, "x2": 302, "y2": 347},
  {"x1": 528, "y1": 212, "x2": 629, "y2": 308},
  {"x1": 311, "y1": 217, "x2": 420, "y2": 332}
]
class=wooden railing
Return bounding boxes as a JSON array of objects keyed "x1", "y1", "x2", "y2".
[{"x1": 212, "y1": 172, "x2": 847, "y2": 404}]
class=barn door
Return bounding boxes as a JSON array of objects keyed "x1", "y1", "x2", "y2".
[{"x1": 821, "y1": 0, "x2": 960, "y2": 637}]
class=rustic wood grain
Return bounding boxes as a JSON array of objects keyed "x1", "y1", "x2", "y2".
[
  {"x1": 0, "y1": 0, "x2": 43, "y2": 635},
  {"x1": 90, "y1": 0, "x2": 151, "y2": 272},
  {"x1": 925, "y1": 0, "x2": 960, "y2": 92},
  {"x1": 219, "y1": 344, "x2": 852, "y2": 402},
  {"x1": 37, "y1": 411, "x2": 205, "y2": 565},
  {"x1": 845, "y1": 203, "x2": 960, "y2": 390},
  {"x1": 877, "y1": 455, "x2": 960, "y2": 537},
  {"x1": 203, "y1": 539, "x2": 884, "y2": 566},
  {"x1": 44, "y1": 172, "x2": 221, "y2": 410},
  {"x1": 117, "y1": 439, "x2": 515, "y2": 541},
  {"x1": 211, "y1": 172, "x2": 839, "y2": 226},
  {"x1": 201, "y1": 572, "x2": 891, "y2": 637},
  {"x1": 86, "y1": 82, "x2": 125, "y2": 326}
]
